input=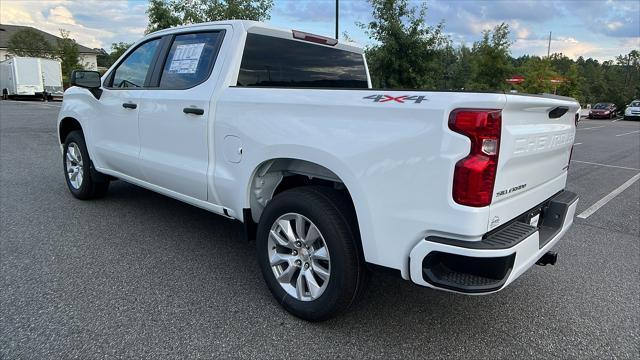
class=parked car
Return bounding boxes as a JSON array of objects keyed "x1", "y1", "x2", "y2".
[
  {"x1": 57, "y1": 21, "x2": 579, "y2": 321},
  {"x1": 623, "y1": 100, "x2": 640, "y2": 121},
  {"x1": 588, "y1": 102, "x2": 617, "y2": 119}
]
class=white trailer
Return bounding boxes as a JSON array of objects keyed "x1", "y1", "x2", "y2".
[{"x1": 0, "y1": 57, "x2": 64, "y2": 99}]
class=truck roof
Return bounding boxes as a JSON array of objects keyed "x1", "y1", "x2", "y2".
[{"x1": 146, "y1": 20, "x2": 364, "y2": 54}]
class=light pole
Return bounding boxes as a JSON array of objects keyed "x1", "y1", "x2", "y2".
[{"x1": 335, "y1": 0, "x2": 339, "y2": 39}]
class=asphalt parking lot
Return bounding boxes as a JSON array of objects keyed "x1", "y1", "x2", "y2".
[{"x1": 1, "y1": 100, "x2": 638, "y2": 359}]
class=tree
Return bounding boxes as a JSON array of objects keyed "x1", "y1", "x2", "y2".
[
  {"x1": 6, "y1": 29, "x2": 54, "y2": 58},
  {"x1": 616, "y1": 50, "x2": 640, "y2": 103},
  {"x1": 95, "y1": 48, "x2": 110, "y2": 68},
  {"x1": 549, "y1": 53, "x2": 582, "y2": 99},
  {"x1": 517, "y1": 56, "x2": 557, "y2": 94},
  {"x1": 146, "y1": 0, "x2": 274, "y2": 34},
  {"x1": 468, "y1": 23, "x2": 512, "y2": 91},
  {"x1": 358, "y1": 0, "x2": 449, "y2": 89},
  {"x1": 57, "y1": 29, "x2": 83, "y2": 81},
  {"x1": 449, "y1": 44, "x2": 473, "y2": 90},
  {"x1": 146, "y1": 0, "x2": 181, "y2": 34},
  {"x1": 109, "y1": 42, "x2": 133, "y2": 65}
]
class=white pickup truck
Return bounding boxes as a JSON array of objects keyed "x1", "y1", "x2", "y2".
[{"x1": 58, "y1": 20, "x2": 579, "y2": 321}]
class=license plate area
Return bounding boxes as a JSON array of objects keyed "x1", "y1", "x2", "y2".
[{"x1": 517, "y1": 202, "x2": 548, "y2": 229}]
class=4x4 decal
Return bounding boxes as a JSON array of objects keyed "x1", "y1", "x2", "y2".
[{"x1": 363, "y1": 94, "x2": 427, "y2": 103}]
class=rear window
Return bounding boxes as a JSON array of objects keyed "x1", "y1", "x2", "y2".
[{"x1": 237, "y1": 33, "x2": 368, "y2": 88}]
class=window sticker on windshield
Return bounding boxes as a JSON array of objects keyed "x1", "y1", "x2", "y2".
[{"x1": 169, "y1": 43, "x2": 205, "y2": 74}]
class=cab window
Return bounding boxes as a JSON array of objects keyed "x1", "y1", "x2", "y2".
[
  {"x1": 110, "y1": 39, "x2": 161, "y2": 88},
  {"x1": 237, "y1": 33, "x2": 368, "y2": 88},
  {"x1": 158, "y1": 32, "x2": 223, "y2": 89}
]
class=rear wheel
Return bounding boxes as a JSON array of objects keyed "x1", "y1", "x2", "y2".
[
  {"x1": 63, "y1": 131, "x2": 109, "y2": 199},
  {"x1": 256, "y1": 186, "x2": 367, "y2": 321}
]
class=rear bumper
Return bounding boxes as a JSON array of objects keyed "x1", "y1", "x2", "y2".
[
  {"x1": 408, "y1": 190, "x2": 578, "y2": 294},
  {"x1": 589, "y1": 113, "x2": 612, "y2": 118}
]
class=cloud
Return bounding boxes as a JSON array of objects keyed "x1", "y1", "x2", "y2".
[
  {"x1": 48, "y1": 6, "x2": 76, "y2": 25},
  {"x1": 0, "y1": 0, "x2": 636, "y2": 61},
  {"x1": 0, "y1": 0, "x2": 148, "y2": 49},
  {"x1": 558, "y1": 0, "x2": 639, "y2": 38},
  {"x1": 511, "y1": 35, "x2": 635, "y2": 61}
]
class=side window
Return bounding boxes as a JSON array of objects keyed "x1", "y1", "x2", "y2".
[
  {"x1": 111, "y1": 39, "x2": 161, "y2": 88},
  {"x1": 159, "y1": 32, "x2": 222, "y2": 89}
]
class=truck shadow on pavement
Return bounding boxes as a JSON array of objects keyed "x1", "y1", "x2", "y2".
[{"x1": 94, "y1": 180, "x2": 562, "y2": 355}]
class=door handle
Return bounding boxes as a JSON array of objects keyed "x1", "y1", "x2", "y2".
[
  {"x1": 122, "y1": 103, "x2": 137, "y2": 109},
  {"x1": 183, "y1": 107, "x2": 204, "y2": 115}
]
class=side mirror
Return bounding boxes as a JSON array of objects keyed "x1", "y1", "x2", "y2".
[
  {"x1": 70, "y1": 70, "x2": 101, "y2": 88},
  {"x1": 70, "y1": 70, "x2": 102, "y2": 99}
]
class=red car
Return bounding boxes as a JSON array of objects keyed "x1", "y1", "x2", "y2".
[{"x1": 588, "y1": 102, "x2": 618, "y2": 119}]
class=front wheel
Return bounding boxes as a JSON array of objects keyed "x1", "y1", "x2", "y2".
[
  {"x1": 63, "y1": 131, "x2": 109, "y2": 199},
  {"x1": 256, "y1": 186, "x2": 367, "y2": 321}
]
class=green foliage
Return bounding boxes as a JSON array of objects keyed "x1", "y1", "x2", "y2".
[
  {"x1": 146, "y1": 0, "x2": 182, "y2": 34},
  {"x1": 549, "y1": 54, "x2": 581, "y2": 99},
  {"x1": 109, "y1": 42, "x2": 133, "y2": 65},
  {"x1": 57, "y1": 29, "x2": 83, "y2": 82},
  {"x1": 467, "y1": 23, "x2": 512, "y2": 91},
  {"x1": 449, "y1": 45, "x2": 473, "y2": 90},
  {"x1": 516, "y1": 57, "x2": 557, "y2": 94},
  {"x1": 94, "y1": 43, "x2": 133, "y2": 70},
  {"x1": 95, "y1": 48, "x2": 110, "y2": 68},
  {"x1": 359, "y1": 0, "x2": 449, "y2": 88},
  {"x1": 357, "y1": 2, "x2": 637, "y2": 106},
  {"x1": 146, "y1": 0, "x2": 274, "y2": 34},
  {"x1": 6, "y1": 29, "x2": 54, "y2": 58}
]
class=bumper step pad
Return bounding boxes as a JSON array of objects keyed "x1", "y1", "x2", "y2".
[{"x1": 421, "y1": 190, "x2": 578, "y2": 293}]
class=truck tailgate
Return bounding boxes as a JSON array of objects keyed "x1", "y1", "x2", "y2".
[{"x1": 489, "y1": 94, "x2": 579, "y2": 230}]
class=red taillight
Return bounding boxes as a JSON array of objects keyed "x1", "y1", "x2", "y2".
[
  {"x1": 292, "y1": 30, "x2": 338, "y2": 46},
  {"x1": 449, "y1": 109, "x2": 502, "y2": 207}
]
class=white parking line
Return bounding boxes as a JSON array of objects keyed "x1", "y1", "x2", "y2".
[
  {"x1": 570, "y1": 160, "x2": 640, "y2": 171},
  {"x1": 577, "y1": 172, "x2": 640, "y2": 219},
  {"x1": 577, "y1": 125, "x2": 606, "y2": 131},
  {"x1": 615, "y1": 130, "x2": 640, "y2": 137},
  {"x1": 573, "y1": 142, "x2": 583, "y2": 146}
]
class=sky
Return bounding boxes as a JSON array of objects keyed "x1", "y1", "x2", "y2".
[{"x1": 1, "y1": 0, "x2": 638, "y2": 61}]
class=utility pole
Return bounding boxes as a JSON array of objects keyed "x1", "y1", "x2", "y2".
[
  {"x1": 547, "y1": 31, "x2": 552, "y2": 58},
  {"x1": 335, "y1": 0, "x2": 339, "y2": 39}
]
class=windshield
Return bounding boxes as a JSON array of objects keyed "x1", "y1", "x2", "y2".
[
  {"x1": 630, "y1": 101, "x2": 640, "y2": 107},
  {"x1": 593, "y1": 103, "x2": 610, "y2": 109}
]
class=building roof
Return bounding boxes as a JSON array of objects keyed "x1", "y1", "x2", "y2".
[{"x1": 0, "y1": 24, "x2": 98, "y2": 54}]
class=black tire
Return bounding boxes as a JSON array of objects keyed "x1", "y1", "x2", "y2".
[
  {"x1": 63, "y1": 130, "x2": 109, "y2": 199},
  {"x1": 256, "y1": 186, "x2": 368, "y2": 321}
]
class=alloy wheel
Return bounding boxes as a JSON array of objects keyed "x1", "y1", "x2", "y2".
[
  {"x1": 65, "y1": 142, "x2": 84, "y2": 189},
  {"x1": 267, "y1": 213, "x2": 331, "y2": 301}
]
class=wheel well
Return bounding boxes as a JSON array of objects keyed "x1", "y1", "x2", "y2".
[
  {"x1": 246, "y1": 158, "x2": 364, "y2": 260},
  {"x1": 58, "y1": 117, "x2": 82, "y2": 143},
  {"x1": 248, "y1": 159, "x2": 348, "y2": 222}
]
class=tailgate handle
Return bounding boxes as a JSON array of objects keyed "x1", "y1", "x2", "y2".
[{"x1": 549, "y1": 106, "x2": 569, "y2": 119}]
